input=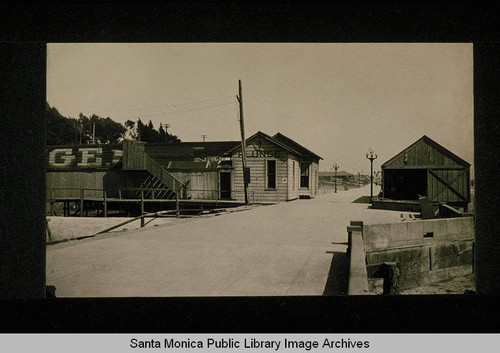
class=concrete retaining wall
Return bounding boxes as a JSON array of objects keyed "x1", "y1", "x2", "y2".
[
  {"x1": 371, "y1": 199, "x2": 421, "y2": 212},
  {"x1": 347, "y1": 225, "x2": 371, "y2": 295},
  {"x1": 363, "y1": 217, "x2": 474, "y2": 290}
]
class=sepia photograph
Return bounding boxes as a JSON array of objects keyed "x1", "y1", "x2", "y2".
[{"x1": 43, "y1": 43, "x2": 475, "y2": 297}]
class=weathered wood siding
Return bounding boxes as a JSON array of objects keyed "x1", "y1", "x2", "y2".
[
  {"x1": 47, "y1": 144, "x2": 123, "y2": 170},
  {"x1": 47, "y1": 170, "x2": 122, "y2": 199},
  {"x1": 311, "y1": 161, "x2": 319, "y2": 197},
  {"x1": 232, "y1": 139, "x2": 289, "y2": 203},
  {"x1": 169, "y1": 171, "x2": 219, "y2": 200},
  {"x1": 122, "y1": 140, "x2": 145, "y2": 170},
  {"x1": 427, "y1": 168, "x2": 470, "y2": 203},
  {"x1": 299, "y1": 162, "x2": 319, "y2": 197},
  {"x1": 382, "y1": 137, "x2": 470, "y2": 204},
  {"x1": 287, "y1": 157, "x2": 300, "y2": 200},
  {"x1": 46, "y1": 170, "x2": 165, "y2": 199},
  {"x1": 383, "y1": 138, "x2": 465, "y2": 169}
]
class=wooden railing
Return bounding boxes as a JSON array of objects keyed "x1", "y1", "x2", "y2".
[{"x1": 143, "y1": 151, "x2": 187, "y2": 198}]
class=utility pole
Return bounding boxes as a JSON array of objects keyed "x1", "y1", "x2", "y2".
[
  {"x1": 92, "y1": 122, "x2": 96, "y2": 144},
  {"x1": 202, "y1": 134, "x2": 207, "y2": 142},
  {"x1": 236, "y1": 79, "x2": 249, "y2": 205},
  {"x1": 164, "y1": 123, "x2": 170, "y2": 134}
]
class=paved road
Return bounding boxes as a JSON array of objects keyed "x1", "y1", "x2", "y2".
[{"x1": 46, "y1": 185, "x2": 407, "y2": 297}]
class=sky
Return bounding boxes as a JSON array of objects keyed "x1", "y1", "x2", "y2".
[{"x1": 47, "y1": 43, "x2": 473, "y2": 174}]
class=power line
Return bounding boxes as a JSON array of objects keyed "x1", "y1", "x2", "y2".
[
  {"x1": 121, "y1": 100, "x2": 237, "y2": 120},
  {"x1": 90, "y1": 95, "x2": 236, "y2": 115}
]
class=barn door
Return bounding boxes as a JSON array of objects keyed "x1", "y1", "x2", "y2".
[{"x1": 428, "y1": 169, "x2": 469, "y2": 203}]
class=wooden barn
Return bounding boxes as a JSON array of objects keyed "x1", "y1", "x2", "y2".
[{"x1": 381, "y1": 135, "x2": 471, "y2": 210}]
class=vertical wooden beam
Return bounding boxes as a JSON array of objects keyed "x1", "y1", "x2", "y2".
[
  {"x1": 103, "y1": 191, "x2": 107, "y2": 218},
  {"x1": 80, "y1": 188, "x2": 84, "y2": 217},
  {"x1": 176, "y1": 182, "x2": 180, "y2": 218},
  {"x1": 140, "y1": 190, "x2": 145, "y2": 227}
]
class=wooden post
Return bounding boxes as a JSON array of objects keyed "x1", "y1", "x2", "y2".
[
  {"x1": 119, "y1": 188, "x2": 122, "y2": 200},
  {"x1": 382, "y1": 262, "x2": 400, "y2": 295},
  {"x1": 80, "y1": 188, "x2": 84, "y2": 217},
  {"x1": 176, "y1": 185, "x2": 180, "y2": 218},
  {"x1": 217, "y1": 175, "x2": 220, "y2": 200},
  {"x1": 103, "y1": 190, "x2": 107, "y2": 218},
  {"x1": 140, "y1": 190, "x2": 145, "y2": 227}
]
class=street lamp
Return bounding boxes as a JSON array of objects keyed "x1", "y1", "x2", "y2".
[
  {"x1": 333, "y1": 163, "x2": 339, "y2": 193},
  {"x1": 366, "y1": 147, "x2": 378, "y2": 202}
]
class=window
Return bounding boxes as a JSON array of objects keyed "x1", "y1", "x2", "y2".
[
  {"x1": 300, "y1": 162, "x2": 309, "y2": 188},
  {"x1": 292, "y1": 161, "x2": 295, "y2": 189},
  {"x1": 267, "y1": 160, "x2": 276, "y2": 189}
]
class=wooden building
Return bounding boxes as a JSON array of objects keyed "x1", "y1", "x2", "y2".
[
  {"x1": 46, "y1": 132, "x2": 321, "y2": 211},
  {"x1": 227, "y1": 131, "x2": 322, "y2": 203},
  {"x1": 381, "y1": 135, "x2": 471, "y2": 210}
]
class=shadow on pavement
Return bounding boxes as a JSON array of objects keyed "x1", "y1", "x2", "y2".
[
  {"x1": 351, "y1": 196, "x2": 372, "y2": 204},
  {"x1": 323, "y1": 251, "x2": 349, "y2": 295}
]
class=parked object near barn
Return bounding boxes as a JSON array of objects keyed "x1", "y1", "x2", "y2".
[{"x1": 380, "y1": 135, "x2": 471, "y2": 211}]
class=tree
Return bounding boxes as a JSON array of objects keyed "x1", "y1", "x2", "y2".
[
  {"x1": 46, "y1": 103, "x2": 79, "y2": 145},
  {"x1": 46, "y1": 102, "x2": 127, "y2": 145},
  {"x1": 77, "y1": 113, "x2": 126, "y2": 144}
]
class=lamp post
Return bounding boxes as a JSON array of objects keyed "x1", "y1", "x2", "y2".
[
  {"x1": 366, "y1": 147, "x2": 378, "y2": 202},
  {"x1": 333, "y1": 163, "x2": 339, "y2": 193}
]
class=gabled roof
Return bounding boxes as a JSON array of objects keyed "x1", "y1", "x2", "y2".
[
  {"x1": 381, "y1": 135, "x2": 471, "y2": 168},
  {"x1": 273, "y1": 132, "x2": 323, "y2": 160},
  {"x1": 225, "y1": 131, "x2": 304, "y2": 157}
]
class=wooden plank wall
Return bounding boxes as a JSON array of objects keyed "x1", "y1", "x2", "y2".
[
  {"x1": 311, "y1": 161, "x2": 319, "y2": 197},
  {"x1": 428, "y1": 168, "x2": 470, "y2": 203},
  {"x1": 386, "y1": 139, "x2": 464, "y2": 169},
  {"x1": 232, "y1": 139, "x2": 289, "y2": 203},
  {"x1": 169, "y1": 171, "x2": 218, "y2": 200},
  {"x1": 122, "y1": 140, "x2": 145, "y2": 170},
  {"x1": 287, "y1": 157, "x2": 300, "y2": 200},
  {"x1": 47, "y1": 170, "x2": 119, "y2": 198}
]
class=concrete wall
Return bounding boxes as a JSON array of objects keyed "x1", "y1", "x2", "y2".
[
  {"x1": 363, "y1": 217, "x2": 474, "y2": 290},
  {"x1": 347, "y1": 226, "x2": 371, "y2": 295}
]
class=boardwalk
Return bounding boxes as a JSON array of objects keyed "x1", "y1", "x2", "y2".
[{"x1": 46, "y1": 185, "x2": 408, "y2": 297}]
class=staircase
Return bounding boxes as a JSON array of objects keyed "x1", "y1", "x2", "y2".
[{"x1": 136, "y1": 174, "x2": 177, "y2": 200}]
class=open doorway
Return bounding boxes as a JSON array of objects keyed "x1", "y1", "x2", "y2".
[
  {"x1": 383, "y1": 169, "x2": 427, "y2": 200},
  {"x1": 220, "y1": 172, "x2": 231, "y2": 199}
]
